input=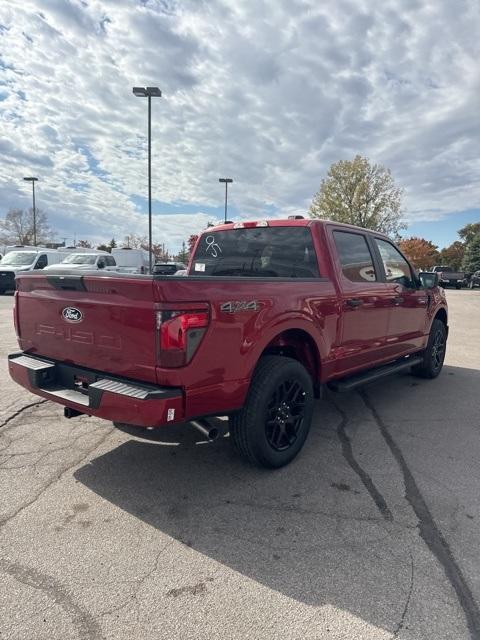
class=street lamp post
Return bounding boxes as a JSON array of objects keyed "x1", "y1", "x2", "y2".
[
  {"x1": 132, "y1": 86, "x2": 162, "y2": 274},
  {"x1": 23, "y1": 177, "x2": 38, "y2": 246},
  {"x1": 219, "y1": 178, "x2": 233, "y2": 224}
]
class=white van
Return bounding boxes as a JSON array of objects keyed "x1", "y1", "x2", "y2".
[
  {"x1": 43, "y1": 252, "x2": 117, "y2": 272},
  {"x1": 111, "y1": 248, "x2": 151, "y2": 274},
  {"x1": 0, "y1": 249, "x2": 65, "y2": 294}
]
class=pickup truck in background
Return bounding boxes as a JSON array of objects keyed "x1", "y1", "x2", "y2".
[
  {"x1": 431, "y1": 265, "x2": 465, "y2": 289},
  {"x1": 9, "y1": 219, "x2": 448, "y2": 468}
]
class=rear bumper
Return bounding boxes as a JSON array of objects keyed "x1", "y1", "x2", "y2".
[{"x1": 8, "y1": 352, "x2": 184, "y2": 427}]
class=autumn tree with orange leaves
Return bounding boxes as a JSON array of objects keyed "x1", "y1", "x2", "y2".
[{"x1": 398, "y1": 237, "x2": 439, "y2": 270}]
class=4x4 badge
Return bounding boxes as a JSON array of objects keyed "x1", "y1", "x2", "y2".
[{"x1": 62, "y1": 307, "x2": 83, "y2": 323}]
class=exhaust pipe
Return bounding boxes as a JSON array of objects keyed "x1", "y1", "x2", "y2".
[
  {"x1": 190, "y1": 419, "x2": 219, "y2": 441},
  {"x1": 64, "y1": 407, "x2": 85, "y2": 419}
]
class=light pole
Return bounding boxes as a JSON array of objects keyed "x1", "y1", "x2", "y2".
[
  {"x1": 132, "y1": 86, "x2": 162, "y2": 274},
  {"x1": 23, "y1": 176, "x2": 38, "y2": 246},
  {"x1": 219, "y1": 178, "x2": 233, "y2": 224}
]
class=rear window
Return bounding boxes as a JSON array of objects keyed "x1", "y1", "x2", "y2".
[
  {"x1": 191, "y1": 227, "x2": 319, "y2": 278},
  {"x1": 333, "y1": 231, "x2": 377, "y2": 283}
]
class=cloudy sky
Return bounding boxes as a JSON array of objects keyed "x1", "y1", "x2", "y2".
[{"x1": 0, "y1": 0, "x2": 479, "y2": 251}]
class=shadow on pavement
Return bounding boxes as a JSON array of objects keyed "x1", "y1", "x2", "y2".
[{"x1": 74, "y1": 365, "x2": 479, "y2": 633}]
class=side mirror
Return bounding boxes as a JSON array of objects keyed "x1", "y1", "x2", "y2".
[
  {"x1": 97, "y1": 260, "x2": 105, "y2": 269},
  {"x1": 419, "y1": 272, "x2": 438, "y2": 289}
]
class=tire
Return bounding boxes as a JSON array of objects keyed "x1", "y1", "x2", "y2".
[
  {"x1": 469, "y1": 281, "x2": 474, "y2": 289},
  {"x1": 455, "y1": 283, "x2": 461, "y2": 290},
  {"x1": 411, "y1": 319, "x2": 447, "y2": 379},
  {"x1": 229, "y1": 356, "x2": 314, "y2": 468}
]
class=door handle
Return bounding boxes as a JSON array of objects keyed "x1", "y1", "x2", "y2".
[{"x1": 346, "y1": 298, "x2": 363, "y2": 308}]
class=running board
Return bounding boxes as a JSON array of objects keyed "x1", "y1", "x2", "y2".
[{"x1": 328, "y1": 356, "x2": 423, "y2": 393}]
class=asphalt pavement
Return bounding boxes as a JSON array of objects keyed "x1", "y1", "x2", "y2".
[{"x1": 0, "y1": 289, "x2": 479, "y2": 640}]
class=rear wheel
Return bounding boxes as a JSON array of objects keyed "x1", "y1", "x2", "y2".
[
  {"x1": 229, "y1": 356, "x2": 314, "y2": 468},
  {"x1": 411, "y1": 319, "x2": 447, "y2": 379}
]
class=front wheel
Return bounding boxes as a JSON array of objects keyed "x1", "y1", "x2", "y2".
[
  {"x1": 411, "y1": 319, "x2": 447, "y2": 379},
  {"x1": 229, "y1": 356, "x2": 314, "y2": 468}
]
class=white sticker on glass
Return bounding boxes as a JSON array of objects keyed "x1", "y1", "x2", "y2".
[
  {"x1": 195, "y1": 263, "x2": 206, "y2": 272},
  {"x1": 167, "y1": 408, "x2": 175, "y2": 421}
]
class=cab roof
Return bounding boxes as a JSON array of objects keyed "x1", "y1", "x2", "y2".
[{"x1": 206, "y1": 217, "x2": 391, "y2": 240}]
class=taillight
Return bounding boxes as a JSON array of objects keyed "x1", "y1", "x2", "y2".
[{"x1": 156, "y1": 308, "x2": 209, "y2": 367}]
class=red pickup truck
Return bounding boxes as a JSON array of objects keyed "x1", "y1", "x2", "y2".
[{"x1": 9, "y1": 218, "x2": 448, "y2": 468}]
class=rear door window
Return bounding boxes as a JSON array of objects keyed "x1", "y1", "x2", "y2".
[
  {"x1": 191, "y1": 227, "x2": 319, "y2": 277},
  {"x1": 333, "y1": 231, "x2": 377, "y2": 283}
]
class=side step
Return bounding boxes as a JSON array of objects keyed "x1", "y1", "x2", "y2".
[{"x1": 328, "y1": 355, "x2": 423, "y2": 393}]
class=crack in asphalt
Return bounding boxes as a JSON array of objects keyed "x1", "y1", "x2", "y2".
[
  {"x1": 98, "y1": 541, "x2": 173, "y2": 624},
  {"x1": 393, "y1": 553, "x2": 414, "y2": 637},
  {"x1": 0, "y1": 424, "x2": 108, "y2": 470},
  {"x1": 0, "y1": 400, "x2": 47, "y2": 430},
  {"x1": 0, "y1": 558, "x2": 103, "y2": 640},
  {"x1": 361, "y1": 390, "x2": 480, "y2": 640},
  {"x1": 331, "y1": 399, "x2": 393, "y2": 522},
  {"x1": 0, "y1": 426, "x2": 115, "y2": 529}
]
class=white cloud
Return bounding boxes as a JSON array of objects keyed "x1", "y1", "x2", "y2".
[{"x1": 0, "y1": 0, "x2": 479, "y2": 250}]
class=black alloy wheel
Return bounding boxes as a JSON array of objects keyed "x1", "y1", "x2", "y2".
[
  {"x1": 431, "y1": 327, "x2": 446, "y2": 373},
  {"x1": 229, "y1": 355, "x2": 314, "y2": 468},
  {"x1": 412, "y1": 318, "x2": 447, "y2": 379},
  {"x1": 265, "y1": 379, "x2": 307, "y2": 451}
]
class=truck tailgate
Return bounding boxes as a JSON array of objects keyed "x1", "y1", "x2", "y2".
[{"x1": 15, "y1": 273, "x2": 159, "y2": 384}]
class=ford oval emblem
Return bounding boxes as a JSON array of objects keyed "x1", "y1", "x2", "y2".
[{"x1": 62, "y1": 307, "x2": 83, "y2": 323}]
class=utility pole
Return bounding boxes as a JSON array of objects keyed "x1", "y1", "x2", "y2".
[
  {"x1": 132, "y1": 86, "x2": 162, "y2": 274},
  {"x1": 218, "y1": 178, "x2": 233, "y2": 223},
  {"x1": 23, "y1": 177, "x2": 38, "y2": 245}
]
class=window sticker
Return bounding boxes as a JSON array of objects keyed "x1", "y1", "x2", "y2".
[{"x1": 195, "y1": 263, "x2": 206, "y2": 272}]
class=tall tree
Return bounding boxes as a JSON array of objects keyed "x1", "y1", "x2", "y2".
[
  {"x1": 0, "y1": 207, "x2": 54, "y2": 246},
  {"x1": 462, "y1": 234, "x2": 480, "y2": 273},
  {"x1": 398, "y1": 237, "x2": 439, "y2": 270},
  {"x1": 309, "y1": 155, "x2": 405, "y2": 236},
  {"x1": 458, "y1": 223, "x2": 480, "y2": 245},
  {"x1": 188, "y1": 234, "x2": 199, "y2": 255},
  {"x1": 108, "y1": 238, "x2": 117, "y2": 250},
  {"x1": 76, "y1": 239, "x2": 92, "y2": 248},
  {"x1": 177, "y1": 241, "x2": 189, "y2": 264},
  {"x1": 438, "y1": 241, "x2": 465, "y2": 271}
]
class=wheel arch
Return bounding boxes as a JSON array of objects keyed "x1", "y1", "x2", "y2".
[
  {"x1": 258, "y1": 328, "x2": 322, "y2": 397},
  {"x1": 433, "y1": 307, "x2": 448, "y2": 334}
]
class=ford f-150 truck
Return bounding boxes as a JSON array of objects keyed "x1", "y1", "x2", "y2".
[{"x1": 8, "y1": 219, "x2": 448, "y2": 468}]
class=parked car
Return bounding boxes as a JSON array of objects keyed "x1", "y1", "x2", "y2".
[
  {"x1": 112, "y1": 248, "x2": 151, "y2": 274},
  {"x1": 430, "y1": 265, "x2": 465, "y2": 289},
  {"x1": 152, "y1": 261, "x2": 187, "y2": 275},
  {"x1": 0, "y1": 249, "x2": 65, "y2": 294},
  {"x1": 469, "y1": 271, "x2": 480, "y2": 289},
  {"x1": 43, "y1": 252, "x2": 116, "y2": 271},
  {"x1": 9, "y1": 218, "x2": 448, "y2": 468}
]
